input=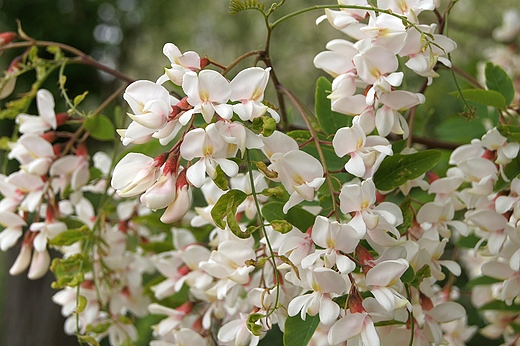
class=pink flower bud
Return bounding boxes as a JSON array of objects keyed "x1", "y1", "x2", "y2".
[
  {"x1": 0, "y1": 32, "x2": 18, "y2": 46},
  {"x1": 160, "y1": 169, "x2": 192, "y2": 223},
  {"x1": 56, "y1": 112, "x2": 70, "y2": 126},
  {"x1": 349, "y1": 287, "x2": 365, "y2": 314}
]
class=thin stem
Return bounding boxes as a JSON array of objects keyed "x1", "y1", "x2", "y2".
[
  {"x1": 412, "y1": 136, "x2": 460, "y2": 150},
  {"x1": 405, "y1": 284, "x2": 415, "y2": 346},
  {"x1": 246, "y1": 149, "x2": 280, "y2": 316},
  {"x1": 278, "y1": 84, "x2": 340, "y2": 221},
  {"x1": 451, "y1": 65, "x2": 484, "y2": 89},
  {"x1": 1, "y1": 40, "x2": 134, "y2": 84},
  {"x1": 92, "y1": 84, "x2": 126, "y2": 116},
  {"x1": 407, "y1": 78, "x2": 428, "y2": 147},
  {"x1": 221, "y1": 50, "x2": 263, "y2": 76},
  {"x1": 259, "y1": 21, "x2": 289, "y2": 131},
  {"x1": 271, "y1": 5, "x2": 414, "y2": 31}
]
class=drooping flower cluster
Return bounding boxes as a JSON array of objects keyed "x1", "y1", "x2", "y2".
[{"x1": 1, "y1": 1, "x2": 520, "y2": 346}]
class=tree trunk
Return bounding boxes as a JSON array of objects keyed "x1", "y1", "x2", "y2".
[{"x1": 0, "y1": 248, "x2": 78, "y2": 346}]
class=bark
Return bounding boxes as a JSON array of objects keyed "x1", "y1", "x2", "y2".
[{"x1": 0, "y1": 248, "x2": 78, "y2": 346}]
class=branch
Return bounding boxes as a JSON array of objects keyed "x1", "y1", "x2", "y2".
[{"x1": 0, "y1": 40, "x2": 134, "y2": 84}]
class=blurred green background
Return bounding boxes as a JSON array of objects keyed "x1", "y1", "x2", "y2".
[{"x1": 0, "y1": 0, "x2": 518, "y2": 345}]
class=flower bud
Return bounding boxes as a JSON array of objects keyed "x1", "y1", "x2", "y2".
[
  {"x1": 9, "y1": 244, "x2": 31, "y2": 276},
  {"x1": 141, "y1": 171, "x2": 177, "y2": 210},
  {"x1": 111, "y1": 153, "x2": 163, "y2": 197},
  {"x1": 349, "y1": 286, "x2": 365, "y2": 314},
  {"x1": 56, "y1": 112, "x2": 70, "y2": 126},
  {"x1": 0, "y1": 32, "x2": 18, "y2": 46},
  {"x1": 27, "y1": 249, "x2": 51, "y2": 280},
  {"x1": 160, "y1": 169, "x2": 192, "y2": 223},
  {"x1": 199, "y1": 57, "x2": 210, "y2": 69}
]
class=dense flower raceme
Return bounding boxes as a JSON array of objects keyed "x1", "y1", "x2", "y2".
[{"x1": 0, "y1": 2, "x2": 520, "y2": 346}]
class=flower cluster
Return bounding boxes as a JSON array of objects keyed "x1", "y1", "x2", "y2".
[{"x1": 1, "y1": 1, "x2": 520, "y2": 346}]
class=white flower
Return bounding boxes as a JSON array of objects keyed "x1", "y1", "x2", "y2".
[
  {"x1": 16, "y1": 89, "x2": 57, "y2": 134},
  {"x1": 230, "y1": 66, "x2": 279, "y2": 122}
]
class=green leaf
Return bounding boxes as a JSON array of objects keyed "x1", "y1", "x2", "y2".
[
  {"x1": 278, "y1": 255, "x2": 301, "y2": 280},
  {"x1": 251, "y1": 115, "x2": 277, "y2": 137},
  {"x1": 398, "y1": 197, "x2": 414, "y2": 235},
  {"x1": 497, "y1": 124, "x2": 520, "y2": 143},
  {"x1": 77, "y1": 295, "x2": 87, "y2": 313},
  {"x1": 86, "y1": 322, "x2": 112, "y2": 334},
  {"x1": 229, "y1": 0, "x2": 264, "y2": 14},
  {"x1": 374, "y1": 319, "x2": 407, "y2": 327},
  {"x1": 58, "y1": 217, "x2": 87, "y2": 230},
  {"x1": 211, "y1": 189, "x2": 248, "y2": 236},
  {"x1": 113, "y1": 105, "x2": 124, "y2": 128},
  {"x1": 478, "y1": 300, "x2": 520, "y2": 312},
  {"x1": 510, "y1": 322, "x2": 520, "y2": 335},
  {"x1": 270, "y1": 219, "x2": 293, "y2": 234},
  {"x1": 226, "y1": 195, "x2": 242, "y2": 235},
  {"x1": 457, "y1": 234, "x2": 481, "y2": 248},
  {"x1": 392, "y1": 139, "x2": 408, "y2": 154},
  {"x1": 246, "y1": 313, "x2": 264, "y2": 336},
  {"x1": 50, "y1": 254, "x2": 89, "y2": 289},
  {"x1": 73, "y1": 91, "x2": 88, "y2": 107},
  {"x1": 256, "y1": 161, "x2": 279, "y2": 179},
  {"x1": 262, "y1": 202, "x2": 315, "y2": 232},
  {"x1": 46, "y1": 45, "x2": 64, "y2": 60},
  {"x1": 400, "y1": 266, "x2": 415, "y2": 283},
  {"x1": 451, "y1": 89, "x2": 506, "y2": 109},
  {"x1": 315, "y1": 76, "x2": 350, "y2": 136},
  {"x1": 48, "y1": 228, "x2": 87, "y2": 246},
  {"x1": 261, "y1": 186, "x2": 285, "y2": 198},
  {"x1": 0, "y1": 136, "x2": 11, "y2": 150},
  {"x1": 213, "y1": 165, "x2": 230, "y2": 190},
  {"x1": 332, "y1": 294, "x2": 348, "y2": 309},
  {"x1": 140, "y1": 241, "x2": 175, "y2": 253},
  {"x1": 89, "y1": 167, "x2": 103, "y2": 181},
  {"x1": 286, "y1": 130, "x2": 311, "y2": 142},
  {"x1": 410, "y1": 265, "x2": 431, "y2": 289},
  {"x1": 283, "y1": 314, "x2": 320, "y2": 346},
  {"x1": 84, "y1": 114, "x2": 115, "y2": 141},
  {"x1": 485, "y1": 62, "x2": 515, "y2": 106},
  {"x1": 373, "y1": 150, "x2": 441, "y2": 191},
  {"x1": 466, "y1": 276, "x2": 503, "y2": 289},
  {"x1": 495, "y1": 152, "x2": 520, "y2": 192}
]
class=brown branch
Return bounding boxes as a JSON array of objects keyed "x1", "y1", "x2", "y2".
[{"x1": 1, "y1": 40, "x2": 134, "y2": 84}]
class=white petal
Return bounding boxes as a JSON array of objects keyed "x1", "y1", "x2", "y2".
[
  {"x1": 428, "y1": 302, "x2": 466, "y2": 323},
  {"x1": 36, "y1": 89, "x2": 57, "y2": 129}
]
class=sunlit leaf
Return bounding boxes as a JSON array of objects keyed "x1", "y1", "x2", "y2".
[
  {"x1": 478, "y1": 300, "x2": 520, "y2": 312},
  {"x1": 211, "y1": 189, "x2": 249, "y2": 237},
  {"x1": 262, "y1": 202, "x2": 315, "y2": 232},
  {"x1": 451, "y1": 89, "x2": 506, "y2": 109},
  {"x1": 315, "y1": 76, "x2": 350, "y2": 136},
  {"x1": 373, "y1": 150, "x2": 441, "y2": 191},
  {"x1": 84, "y1": 114, "x2": 115, "y2": 141},
  {"x1": 485, "y1": 62, "x2": 515, "y2": 106},
  {"x1": 48, "y1": 228, "x2": 87, "y2": 246},
  {"x1": 283, "y1": 314, "x2": 320, "y2": 346}
]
